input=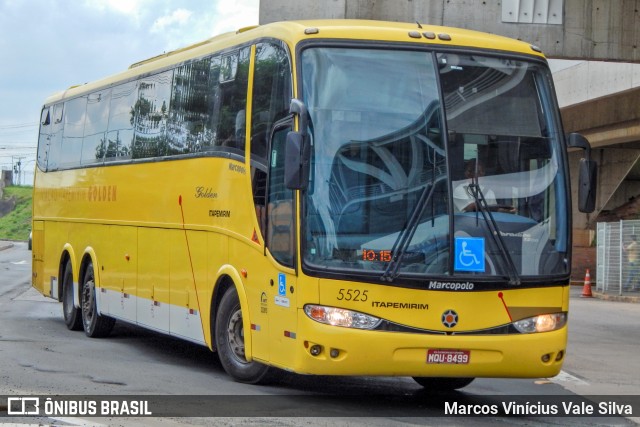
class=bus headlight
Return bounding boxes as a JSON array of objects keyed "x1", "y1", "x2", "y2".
[
  {"x1": 304, "y1": 305, "x2": 382, "y2": 329},
  {"x1": 513, "y1": 313, "x2": 567, "y2": 333}
]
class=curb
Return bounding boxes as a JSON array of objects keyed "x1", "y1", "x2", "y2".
[
  {"x1": 591, "y1": 291, "x2": 640, "y2": 303},
  {"x1": 0, "y1": 242, "x2": 14, "y2": 252}
]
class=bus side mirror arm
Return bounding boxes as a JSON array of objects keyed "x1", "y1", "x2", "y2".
[
  {"x1": 568, "y1": 133, "x2": 597, "y2": 213},
  {"x1": 285, "y1": 99, "x2": 311, "y2": 190}
]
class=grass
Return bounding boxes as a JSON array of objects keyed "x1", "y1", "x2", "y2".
[{"x1": 0, "y1": 186, "x2": 32, "y2": 241}]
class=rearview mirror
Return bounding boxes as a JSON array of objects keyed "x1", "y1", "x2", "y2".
[
  {"x1": 578, "y1": 158, "x2": 597, "y2": 213},
  {"x1": 568, "y1": 133, "x2": 597, "y2": 213},
  {"x1": 284, "y1": 99, "x2": 311, "y2": 190},
  {"x1": 285, "y1": 131, "x2": 310, "y2": 190}
]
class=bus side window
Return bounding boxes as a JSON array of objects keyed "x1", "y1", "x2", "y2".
[
  {"x1": 60, "y1": 96, "x2": 87, "y2": 169},
  {"x1": 168, "y1": 58, "x2": 212, "y2": 155},
  {"x1": 105, "y1": 81, "x2": 137, "y2": 161},
  {"x1": 251, "y1": 41, "x2": 293, "y2": 238},
  {"x1": 209, "y1": 47, "x2": 250, "y2": 155},
  {"x1": 37, "y1": 107, "x2": 50, "y2": 171},
  {"x1": 131, "y1": 71, "x2": 173, "y2": 159},
  {"x1": 47, "y1": 103, "x2": 64, "y2": 171},
  {"x1": 266, "y1": 126, "x2": 295, "y2": 267},
  {"x1": 82, "y1": 90, "x2": 111, "y2": 165}
]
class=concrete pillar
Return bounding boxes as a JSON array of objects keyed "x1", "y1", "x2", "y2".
[{"x1": 1, "y1": 170, "x2": 12, "y2": 188}]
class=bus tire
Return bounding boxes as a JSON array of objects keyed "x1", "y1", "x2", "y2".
[
  {"x1": 81, "y1": 262, "x2": 115, "y2": 338},
  {"x1": 412, "y1": 377, "x2": 475, "y2": 390},
  {"x1": 62, "y1": 260, "x2": 82, "y2": 331},
  {"x1": 215, "y1": 286, "x2": 272, "y2": 384}
]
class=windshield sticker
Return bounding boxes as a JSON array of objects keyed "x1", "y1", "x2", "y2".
[{"x1": 454, "y1": 237, "x2": 485, "y2": 272}]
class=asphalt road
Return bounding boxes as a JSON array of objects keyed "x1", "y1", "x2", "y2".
[{"x1": 0, "y1": 241, "x2": 638, "y2": 426}]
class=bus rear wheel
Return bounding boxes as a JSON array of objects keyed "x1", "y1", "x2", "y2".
[
  {"x1": 81, "y1": 262, "x2": 115, "y2": 338},
  {"x1": 412, "y1": 377, "x2": 475, "y2": 390},
  {"x1": 215, "y1": 286, "x2": 272, "y2": 384},
  {"x1": 62, "y1": 260, "x2": 82, "y2": 331}
]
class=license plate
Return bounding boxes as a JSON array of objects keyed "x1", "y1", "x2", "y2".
[{"x1": 426, "y1": 349, "x2": 470, "y2": 364}]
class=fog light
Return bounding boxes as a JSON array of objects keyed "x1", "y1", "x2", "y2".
[
  {"x1": 541, "y1": 353, "x2": 551, "y2": 363},
  {"x1": 310, "y1": 345, "x2": 322, "y2": 356},
  {"x1": 330, "y1": 348, "x2": 339, "y2": 358},
  {"x1": 555, "y1": 350, "x2": 564, "y2": 361}
]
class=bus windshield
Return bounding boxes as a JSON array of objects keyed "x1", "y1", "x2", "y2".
[{"x1": 300, "y1": 46, "x2": 568, "y2": 283}]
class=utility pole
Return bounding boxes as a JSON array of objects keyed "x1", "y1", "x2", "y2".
[{"x1": 12, "y1": 156, "x2": 24, "y2": 186}]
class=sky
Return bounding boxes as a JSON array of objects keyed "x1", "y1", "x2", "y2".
[{"x1": 0, "y1": 0, "x2": 259, "y2": 182}]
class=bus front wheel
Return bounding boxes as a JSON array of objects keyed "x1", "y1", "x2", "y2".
[
  {"x1": 62, "y1": 260, "x2": 82, "y2": 331},
  {"x1": 81, "y1": 262, "x2": 115, "y2": 338},
  {"x1": 412, "y1": 377, "x2": 475, "y2": 390},
  {"x1": 215, "y1": 287, "x2": 272, "y2": 384}
]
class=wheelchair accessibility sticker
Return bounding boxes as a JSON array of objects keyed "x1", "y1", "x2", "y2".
[
  {"x1": 454, "y1": 237, "x2": 485, "y2": 272},
  {"x1": 278, "y1": 273, "x2": 287, "y2": 296}
]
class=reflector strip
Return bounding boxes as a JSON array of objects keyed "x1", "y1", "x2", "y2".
[
  {"x1": 251, "y1": 324, "x2": 261, "y2": 331},
  {"x1": 284, "y1": 331, "x2": 296, "y2": 339}
]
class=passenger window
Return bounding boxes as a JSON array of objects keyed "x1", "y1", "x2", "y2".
[
  {"x1": 37, "y1": 108, "x2": 50, "y2": 170},
  {"x1": 47, "y1": 103, "x2": 64, "y2": 170},
  {"x1": 251, "y1": 42, "x2": 292, "y2": 165},
  {"x1": 105, "y1": 81, "x2": 137, "y2": 161},
  {"x1": 208, "y1": 47, "x2": 250, "y2": 155},
  {"x1": 60, "y1": 96, "x2": 87, "y2": 168},
  {"x1": 82, "y1": 90, "x2": 111, "y2": 165},
  {"x1": 168, "y1": 58, "x2": 212, "y2": 155},
  {"x1": 251, "y1": 42, "x2": 292, "y2": 238},
  {"x1": 131, "y1": 70, "x2": 173, "y2": 159}
]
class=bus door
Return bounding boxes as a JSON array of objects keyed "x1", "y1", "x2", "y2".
[{"x1": 265, "y1": 124, "x2": 297, "y2": 366}]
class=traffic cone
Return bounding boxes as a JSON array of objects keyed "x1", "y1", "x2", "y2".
[{"x1": 581, "y1": 268, "x2": 593, "y2": 298}]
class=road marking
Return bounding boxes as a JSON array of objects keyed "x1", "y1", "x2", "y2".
[
  {"x1": 553, "y1": 370, "x2": 590, "y2": 386},
  {"x1": 10, "y1": 260, "x2": 27, "y2": 265},
  {"x1": 51, "y1": 417, "x2": 107, "y2": 426}
]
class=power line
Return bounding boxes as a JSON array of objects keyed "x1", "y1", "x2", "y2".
[{"x1": 0, "y1": 122, "x2": 38, "y2": 130}]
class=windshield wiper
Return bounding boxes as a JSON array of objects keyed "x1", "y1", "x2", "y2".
[
  {"x1": 466, "y1": 182, "x2": 522, "y2": 286},
  {"x1": 381, "y1": 177, "x2": 442, "y2": 282}
]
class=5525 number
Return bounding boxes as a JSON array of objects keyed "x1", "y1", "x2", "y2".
[{"x1": 336, "y1": 288, "x2": 368, "y2": 302}]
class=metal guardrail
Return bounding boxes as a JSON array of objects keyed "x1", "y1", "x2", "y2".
[{"x1": 597, "y1": 220, "x2": 640, "y2": 295}]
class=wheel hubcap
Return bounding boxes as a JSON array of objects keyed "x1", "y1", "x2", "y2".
[
  {"x1": 227, "y1": 309, "x2": 246, "y2": 363},
  {"x1": 64, "y1": 282, "x2": 74, "y2": 318},
  {"x1": 82, "y1": 279, "x2": 95, "y2": 327}
]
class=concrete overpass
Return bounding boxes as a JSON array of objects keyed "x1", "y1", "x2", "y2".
[
  {"x1": 557, "y1": 61, "x2": 640, "y2": 242},
  {"x1": 260, "y1": 0, "x2": 640, "y2": 62},
  {"x1": 259, "y1": 0, "x2": 640, "y2": 248}
]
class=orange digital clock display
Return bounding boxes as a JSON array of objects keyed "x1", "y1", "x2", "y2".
[{"x1": 362, "y1": 249, "x2": 393, "y2": 262}]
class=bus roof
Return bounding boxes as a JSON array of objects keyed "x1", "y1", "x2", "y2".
[{"x1": 43, "y1": 19, "x2": 545, "y2": 105}]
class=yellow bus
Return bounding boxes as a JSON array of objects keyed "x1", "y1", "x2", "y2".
[{"x1": 32, "y1": 20, "x2": 596, "y2": 389}]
